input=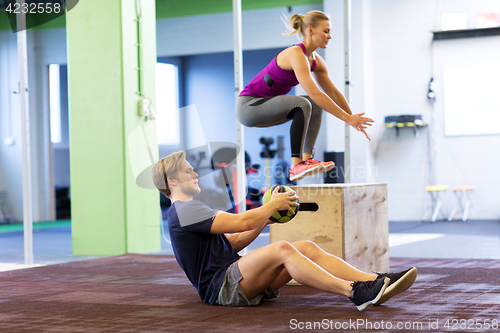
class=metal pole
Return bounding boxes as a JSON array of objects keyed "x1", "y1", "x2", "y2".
[
  {"x1": 233, "y1": 0, "x2": 246, "y2": 214},
  {"x1": 17, "y1": 0, "x2": 34, "y2": 265},
  {"x1": 343, "y1": 0, "x2": 351, "y2": 183}
]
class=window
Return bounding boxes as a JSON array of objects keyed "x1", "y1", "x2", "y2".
[
  {"x1": 49, "y1": 64, "x2": 61, "y2": 143},
  {"x1": 155, "y1": 62, "x2": 180, "y2": 146}
]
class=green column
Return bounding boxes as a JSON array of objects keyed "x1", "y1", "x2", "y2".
[{"x1": 66, "y1": 0, "x2": 160, "y2": 255}]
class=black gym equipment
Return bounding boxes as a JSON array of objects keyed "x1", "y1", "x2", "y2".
[{"x1": 210, "y1": 146, "x2": 261, "y2": 212}]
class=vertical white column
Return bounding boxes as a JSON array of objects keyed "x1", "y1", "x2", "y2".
[
  {"x1": 343, "y1": 0, "x2": 351, "y2": 183},
  {"x1": 233, "y1": 0, "x2": 246, "y2": 214},
  {"x1": 17, "y1": 0, "x2": 34, "y2": 265}
]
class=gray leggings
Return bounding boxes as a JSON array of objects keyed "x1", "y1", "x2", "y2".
[{"x1": 236, "y1": 95, "x2": 322, "y2": 158}]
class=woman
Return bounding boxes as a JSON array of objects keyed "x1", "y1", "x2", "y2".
[{"x1": 236, "y1": 10, "x2": 374, "y2": 182}]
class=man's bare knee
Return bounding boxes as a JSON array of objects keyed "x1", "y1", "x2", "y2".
[
  {"x1": 272, "y1": 241, "x2": 296, "y2": 257},
  {"x1": 293, "y1": 240, "x2": 318, "y2": 250},
  {"x1": 293, "y1": 240, "x2": 321, "y2": 258}
]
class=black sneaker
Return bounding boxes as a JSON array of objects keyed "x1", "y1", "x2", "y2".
[
  {"x1": 349, "y1": 277, "x2": 389, "y2": 311},
  {"x1": 373, "y1": 267, "x2": 417, "y2": 305}
]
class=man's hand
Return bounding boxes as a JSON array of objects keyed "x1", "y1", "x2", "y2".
[
  {"x1": 270, "y1": 187, "x2": 300, "y2": 215},
  {"x1": 347, "y1": 113, "x2": 374, "y2": 140}
]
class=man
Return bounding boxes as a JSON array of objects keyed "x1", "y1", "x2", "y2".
[{"x1": 152, "y1": 151, "x2": 417, "y2": 311}]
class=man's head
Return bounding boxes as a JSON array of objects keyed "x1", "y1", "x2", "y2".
[{"x1": 152, "y1": 151, "x2": 200, "y2": 198}]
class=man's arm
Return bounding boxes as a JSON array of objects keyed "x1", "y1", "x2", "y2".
[
  {"x1": 210, "y1": 187, "x2": 298, "y2": 234},
  {"x1": 225, "y1": 223, "x2": 269, "y2": 252}
]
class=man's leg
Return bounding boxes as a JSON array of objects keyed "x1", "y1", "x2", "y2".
[
  {"x1": 264, "y1": 241, "x2": 416, "y2": 307},
  {"x1": 293, "y1": 240, "x2": 376, "y2": 280},
  {"x1": 238, "y1": 241, "x2": 353, "y2": 300},
  {"x1": 268, "y1": 240, "x2": 377, "y2": 291}
]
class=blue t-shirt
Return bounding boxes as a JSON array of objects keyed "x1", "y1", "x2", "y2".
[{"x1": 167, "y1": 200, "x2": 241, "y2": 305}]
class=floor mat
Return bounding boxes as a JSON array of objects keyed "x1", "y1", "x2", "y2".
[{"x1": 1, "y1": 254, "x2": 499, "y2": 332}]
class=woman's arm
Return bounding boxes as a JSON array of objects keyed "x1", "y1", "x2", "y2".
[
  {"x1": 287, "y1": 48, "x2": 373, "y2": 139},
  {"x1": 313, "y1": 54, "x2": 352, "y2": 115}
]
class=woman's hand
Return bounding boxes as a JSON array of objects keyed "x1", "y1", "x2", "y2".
[
  {"x1": 347, "y1": 113, "x2": 374, "y2": 140},
  {"x1": 270, "y1": 187, "x2": 300, "y2": 215}
]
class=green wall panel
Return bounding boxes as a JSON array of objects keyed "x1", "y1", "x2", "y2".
[
  {"x1": 156, "y1": 0, "x2": 322, "y2": 18},
  {"x1": 0, "y1": 11, "x2": 11, "y2": 31},
  {"x1": 66, "y1": 0, "x2": 160, "y2": 255},
  {"x1": 0, "y1": 6, "x2": 66, "y2": 31},
  {"x1": 32, "y1": 13, "x2": 66, "y2": 30},
  {"x1": 67, "y1": 0, "x2": 126, "y2": 255},
  {"x1": 121, "y1": 0, "x2": 161, "y2": 253}
]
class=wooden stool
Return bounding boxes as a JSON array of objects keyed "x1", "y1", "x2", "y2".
[
  {"x1": 425, "y1": 185, "x2": 448, "y2": 222},
  {"x1": 269, "y1": 184, "x2": 389, "y2": 273},
  {"x1": 448, "y1": 186, "x2": 474, "y2": 221}
]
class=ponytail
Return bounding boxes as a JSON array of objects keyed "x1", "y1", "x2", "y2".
[
  {"x1": 284, "y1": 10, "x2": 329, "y2": 38},
  {"x1": 286, "y1": 14, "x2": 306, "y2": 37}
]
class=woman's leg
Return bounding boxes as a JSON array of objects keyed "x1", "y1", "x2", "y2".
[
  {"x1": 301, "y1": 95, "x2": 323, "y2": 157},
  {"x1": 236, "y1": 95, "x2": 312, "y2": 164}
]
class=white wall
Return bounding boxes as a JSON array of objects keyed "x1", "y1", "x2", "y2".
[
  {"x1": 0, "y1": 28, "x2": 67, "y2": 222},
  {"x1": 0, "y1": 30, "x2": 43, "y2": 222},
  {"x1": 323, "y1": 0, "x2": 346, "y2": 157},
  {"x1": 369, "y1": 0, "x2": 436, "y2": 220},
  {"x1": 432, "y1": 35, "x2": 500, "y2": 220},
  {"x1": 322, "y1": 0, "x2": 376, "y2": 186},
  {"x1": 325, "y1": 0, "x2": 500, "y2": 220},
  {"x1": 369, "y1": 0, "x2": 500, "y2": 220},
  {"x1": 0, "y1": 31, "x2": 23, "y2": 221}
]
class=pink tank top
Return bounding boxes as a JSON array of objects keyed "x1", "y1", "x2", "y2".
[{"x1": 240, "y1": 43, "x2": 316, "y2": 97}]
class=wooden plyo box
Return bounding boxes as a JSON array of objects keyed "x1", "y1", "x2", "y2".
[{"x1": 269, "y1": 184, "x2": 389, "y2": 273}]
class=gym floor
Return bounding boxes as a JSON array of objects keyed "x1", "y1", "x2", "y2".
[
  {"x1": 1, "y1": 219, "x2": 499, "y2": 270},
  {"x1": 1, "y1": 219, "x2": 500, "y2": 332},
  {"x1": 1, "y1": 253, "x2": 499, "y2": 332}
]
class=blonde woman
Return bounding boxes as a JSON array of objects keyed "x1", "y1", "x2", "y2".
[{"x1": 237, "y1": 10, "x2": 374, "y2": 181}]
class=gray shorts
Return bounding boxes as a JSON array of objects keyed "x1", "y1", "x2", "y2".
[{"x1": 216, "y1": 260, "x2": 280, "y2": 306}]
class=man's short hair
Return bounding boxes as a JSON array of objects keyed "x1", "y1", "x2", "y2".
[{"x1": 152, "y1": 150, "x2": 186, "y2": 197}]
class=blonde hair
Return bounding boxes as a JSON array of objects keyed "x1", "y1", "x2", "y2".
[
  {"x1": 286, "y1": 10, "x2": 329, "y2": 38},
  {"x1": 152, "y1": 150, "x2": 186, "y2": 197}
]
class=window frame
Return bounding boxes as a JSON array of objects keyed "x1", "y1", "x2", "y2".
[{"x1": 156, "y1": 57, "x2": 184, "y2": 151}]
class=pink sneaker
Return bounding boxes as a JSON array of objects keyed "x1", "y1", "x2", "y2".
[
  {"x1": 289, "y1": 160, "x2": 324, "y2": 182},
  {"x1": 306, "y1": 157, "x2": 335, "y2": 173}
]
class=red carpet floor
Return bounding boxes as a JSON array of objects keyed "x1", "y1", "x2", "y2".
[{"x1": 1, "y1": 254, "x2": 500, "y2": 332}]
